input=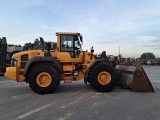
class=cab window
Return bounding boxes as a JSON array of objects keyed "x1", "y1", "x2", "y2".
[{"x1": 60, "y1": 35, "x2": 73, "y2": 52}]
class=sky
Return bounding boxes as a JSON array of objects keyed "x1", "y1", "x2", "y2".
[{"x1": 0, "y1": 0, "x2": 160, "y2": 58}]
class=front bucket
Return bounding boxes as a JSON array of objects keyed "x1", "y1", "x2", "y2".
[{"x1": 115, "y1": 62, "x2": 154, "y2": 92}]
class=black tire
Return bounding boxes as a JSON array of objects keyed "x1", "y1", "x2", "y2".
[
  {"x1": 28, "y1": 64, "x2": 60, "y2": 94},
  {"x1": 88, "y1": 63, "x2": 117, "y2": 92}
]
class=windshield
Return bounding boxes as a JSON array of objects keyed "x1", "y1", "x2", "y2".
[
  {"x1": 60, "y1": 35, "x2": 73, "y2": 51},
  {"x1": 60, "y1": 34, "x2": 82, "y2": 58}
]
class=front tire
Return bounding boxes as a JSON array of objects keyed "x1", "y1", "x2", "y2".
[
  {"x1": 28, "y1": 64, "x2": 60, "y2": 94},
  {"x1": 88, "y1": 63, "x2": 117, "y2": 92}
]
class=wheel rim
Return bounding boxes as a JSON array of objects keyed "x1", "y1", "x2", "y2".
[
  {"x1": 98, "y1": 71, "x2": 111, "y2": 85},
  {"x1": 36, "y1": 72, "x2": 52, "y2": 87}
]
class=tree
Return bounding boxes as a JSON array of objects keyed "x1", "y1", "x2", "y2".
[
  {"x1": 23, "y1": 42, "x2": 33, "y2": 50},
  {"x1": 140, "y1": 52, "x2": 155, "y2": 60},
  {"x1": 156, "y1": 58, "x2": 160, "y2": 62}
]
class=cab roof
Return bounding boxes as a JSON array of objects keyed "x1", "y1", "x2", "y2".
[{"x1": 56, "y1": 32, "x2": 80, "y2": 35}]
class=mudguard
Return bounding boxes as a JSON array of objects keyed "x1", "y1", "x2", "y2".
[{"x1": 24, "y1": 56, "x2": 62, "y2": 76}]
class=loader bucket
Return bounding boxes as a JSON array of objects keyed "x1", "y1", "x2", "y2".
[{"x1": 115, "y1": 62, "x2": 154, "y2": 92}]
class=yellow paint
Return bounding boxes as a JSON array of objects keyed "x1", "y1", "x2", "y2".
[
  {"x1": 98, "y1": 71, "x2": 111, "y2": 85},
  {"x1": 5, "y1": 32, "x2": 96, "y2": 83},
  {"x1": 36, "y1": 72, "x2": 52, "y2": 87},
  {"x1": 4, "y1": 67, "x2": 20, "y2": 81}
]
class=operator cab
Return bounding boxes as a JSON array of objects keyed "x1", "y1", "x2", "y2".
[{"x1": 57, "y1": 33, "x2": 83, "y2": 58}]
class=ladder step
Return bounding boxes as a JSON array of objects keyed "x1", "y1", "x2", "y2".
[
  {"x1": 64, "y1": 73, "x2": 72, "y2": 75},
  {"x1": 64, "y1": 71, "x2": 72, "y2": 83},
  {"x1": 64, "y1": 79, "x2": 72, "y2": 83}
]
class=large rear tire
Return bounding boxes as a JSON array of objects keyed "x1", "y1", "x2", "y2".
[
  {"x1": 88, "y1": 63, "x2": 117, "y2": 92},
  {"x1": 28, "y1": 64, "x2": 60, "y2": 94}
]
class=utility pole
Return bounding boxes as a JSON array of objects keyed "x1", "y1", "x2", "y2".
[
  {"x1": 118, "y1": 46, "x2": 121, "y2": 62},
  {"x1": 119, "y1": 46, "x2": 121, "y2": 55}
]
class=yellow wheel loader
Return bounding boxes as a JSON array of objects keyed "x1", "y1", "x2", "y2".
[{"x1": 4, "y1": 32, "x2": 154, "y2": 94}]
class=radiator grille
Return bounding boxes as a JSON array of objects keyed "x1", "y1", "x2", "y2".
[{"x1": 21, "y1": 54, "x2": 28, "y2": 61}]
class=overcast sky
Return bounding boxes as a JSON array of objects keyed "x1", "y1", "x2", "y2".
[{"x1": 0, "y1": 0, "x2": 160, "y2": 58}]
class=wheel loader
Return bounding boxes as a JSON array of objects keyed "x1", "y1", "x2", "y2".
[
  {"x1": 0, "y1": 37, "x2": 22, "y2": 75},
  {"x1": 4, "y1": 32, "x2": 154, "y2": 94}
]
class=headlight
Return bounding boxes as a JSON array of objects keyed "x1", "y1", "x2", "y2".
[
  {"x1": 13, "y1": 60, "x2": 17, "y2": 66},
  {"x1": 12, "y1": 59, "x2": 17, "y2": 67}
]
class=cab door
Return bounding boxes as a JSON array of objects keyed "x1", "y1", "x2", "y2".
[{"x1": 57, "y1": 34, "x2": 83, "y2": 63}]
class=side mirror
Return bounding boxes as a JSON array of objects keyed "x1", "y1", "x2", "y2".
[{"x1": 80, "y1": 35, "x2": 83, "y2": 44}]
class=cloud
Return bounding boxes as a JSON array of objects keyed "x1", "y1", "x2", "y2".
[
  {"x1": 151, "y1": 39, "x2": 160, "y2": 43},
  {"x1": 142, "y1": 44, "x2": 160, "y2": 50},
  {"x1": 1, "y1": 0, "x2": 160, "y2": 57},
  {"x1": 5, "y1": 0, "x2": 43, "y2": 7}
]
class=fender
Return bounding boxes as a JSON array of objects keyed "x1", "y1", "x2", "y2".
[
  {"x1": 24, "y1": 56, "x2": 62, "y2": 76},
  {"x1": 84, "y1": 59, "x2": 104, "y2": 84}
]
